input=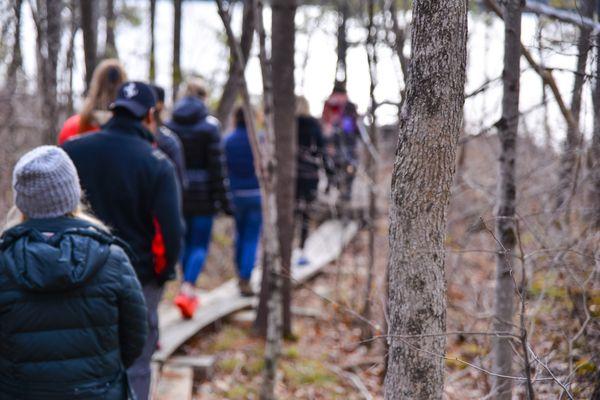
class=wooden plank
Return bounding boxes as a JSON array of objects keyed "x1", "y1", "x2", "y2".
[
  {"x1": 168, "y1": 355, "x2": 216, "y2": 380},
  {"x1": 154, "y1": 365, "x2": 193, "y2": 400},
  {"x1": 154, "y1": 219, "x2": 358, "y2": 363}
]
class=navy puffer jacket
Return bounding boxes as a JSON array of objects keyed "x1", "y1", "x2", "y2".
[
  {"x1": 165, "y1": 96, "x2": 231, "y2": 216},
  {"x1": 0, "y1": 217, "x2": 148, "y2": 399}
]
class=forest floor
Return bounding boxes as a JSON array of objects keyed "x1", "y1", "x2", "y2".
[{"x1": 170, "y1": 132, "x2": 599, "y2": 399}]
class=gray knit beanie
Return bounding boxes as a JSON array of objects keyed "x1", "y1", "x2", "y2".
[{"x1": 12, "y1": 146, "x2": 81, "y2": 219}]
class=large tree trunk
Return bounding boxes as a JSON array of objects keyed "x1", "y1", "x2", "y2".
[
  {"x1": 555, "y1": 0, "x2": 594, "y2": 210},
  {"x1": 271, "y1": 0, "x2": 296, "y2": 340},
  {"x1": 384, "y1": 1, "x2": 467, "y2": 399},
  {"x1": 105, "y1": 0, "x2": 118, "y2": 58},
  {"x1": 80, "y1": 0, "x2": 98, "y2": 90},
  {"x1": 34, "y1": 0, "x2": 62, "y2": 144},
  {"x1": 216, "y1": 0, "x2": 255, "y2": 127},
  {"x1": 149, "y1": 0, "x2": 157, "y2": 82},
  {"x1": 492, "y1": 1, "x2": 522, "y2": 399},
  {"x1": 172, "y1": 0, "x2": 183, "y2": 102}
]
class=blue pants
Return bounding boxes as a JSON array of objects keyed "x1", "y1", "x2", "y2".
[
  {"x1": 181, "y1": 215, "x2": 214, "y2": 284},
  {"x1": 233, "y1": 195, "x2": 262, "y2": 280}
]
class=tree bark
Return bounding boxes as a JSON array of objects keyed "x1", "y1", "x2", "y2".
[
  {"x1": 33, "y1": 0, "x2": 62, "y2": 144},
  {"x1": 361, "y1": 0, "x2": 378, "y2": 341},
  {"x1": 492, "y1": 1, "x2": 522, "y2": 399},
  {"x1": 271, "y1": 0, "x2": 296, "y2": 340},
  {"x1": 384, "y1": 1, "x2": 467, "y2": 399},
  {"x1": 254, "y1": 0, "x2": 276, "y2": 338},
  {"x1": 149, "y1": 0, "x2": 156, "y2": 82},
  {"x1": 589, "y1": 28, "x2": 600, "y2": 228},
  {"x1": 66, "y1": 0, "x2": 78, "y2": 115},
  {"x1": 80, "y1": 0, "x2": 98, "y2": 90},
  {"x1": 555, "y1": 0, "x2": 594, "y2": 210},
  {"x1": 173, "y1": 0, "x2": 183, "y2": 102},
  {"x1": 216, "y1": 0, "x2": 255, "y2": 127},
  {"x1": 6, "y1": 0, "x2": 23, "y2": 94},
  {"x1": 105, "y1": 0, "x2": 118, "y2": 58},
  {"x1": 334, "y1": 0, "x2": 349, "y2": 87}
]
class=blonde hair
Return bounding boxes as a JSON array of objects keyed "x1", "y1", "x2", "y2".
[
  {"x1": 79, "y1": 59, "x2": 127, "y2": 127},
  {"x1": 2, "y1": 204, "x2": 109, "y2": 235},
  {"x1": 183, "y1": 78, "x2": 208, "y2": 100},
  {"x1": 296, "y1": 96, "x2": 311, "y2": 117}
]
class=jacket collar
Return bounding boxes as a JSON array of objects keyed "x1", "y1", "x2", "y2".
[{"x1": 103, "y1": 115, "x2": 155, "y2": 144}]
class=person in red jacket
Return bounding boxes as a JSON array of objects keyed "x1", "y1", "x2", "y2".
[{"x1": 58, "y1": 59, "x2": 127, "y2": 144}]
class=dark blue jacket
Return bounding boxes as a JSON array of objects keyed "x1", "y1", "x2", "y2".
[
  {"x1": 0, "y1": 217, "x2": 147, "y2": 399},
  {"x1": 157, "y1": 125, "x2": 188, "y2": 190},
  {"x1": 165, "y1": 97, "x2": 231, "y2": 216},
  {"x1": 63, "y1": 115, "x2": 184, "y2": 285},
  {"x1": 223, "y1": 126, "x2": 261, "y2": 197}
]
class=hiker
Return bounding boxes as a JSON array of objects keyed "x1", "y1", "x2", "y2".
[
  {"x1": 150, "y1": 84, "x2": 188, "y2": 188},
  {"x1": 223, "y1": 107, "x2": 262, "y2": 297},
  {"x1": 296, "y1": 96, "x2": 329, "y2": 265},
  {"x1": 62, "y1": 81, "x2": 184, "y2": 400},
  {"x1": 58, "y1": 59, "x2": 127, "y2": 145},
  {"x1": 0, "y1": 146, "x2": 147, "y2": 399},
  {"x1": 165, "y1": 79, "x2": 231, "y2": 319},
  {"x1": 321, "y1": 80, "x2": 360, "y2": 201}
]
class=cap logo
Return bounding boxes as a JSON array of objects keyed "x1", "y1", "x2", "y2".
[{"x1": 123, "y1": 83, "x2": 139, "y2": 98}]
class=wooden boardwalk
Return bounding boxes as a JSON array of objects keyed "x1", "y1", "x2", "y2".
[{"x1": 153, "y1": 219, "x2": 359, "y2": 398}]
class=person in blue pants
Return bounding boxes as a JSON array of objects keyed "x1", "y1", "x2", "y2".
[
  {"x1": 223, "y1": 107, "x2": 262, "y2": 296},
  {"x1": 165, "y1": 80, "x2": 231, "y2": 319}
]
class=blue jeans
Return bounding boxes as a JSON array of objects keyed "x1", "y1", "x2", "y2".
[
  {"x1": 233, "y1": 195, "x2": 262, "y2": 280},
  {"x1": 181, "y1": 215, "x2": 214, "y2": 284}
]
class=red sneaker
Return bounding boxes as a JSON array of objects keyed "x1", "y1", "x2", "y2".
[{"x1": 174, "y1": 293, "x2": 199, "y2": 319}]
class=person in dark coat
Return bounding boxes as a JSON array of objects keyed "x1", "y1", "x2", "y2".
[
  {"x1": 0, "y1": 146, "x2": 147, "y2": 400},
  {"x1": 165, "y1": 83, "x2": 231, "y2": 319},
  {"x1": 150, "y1": 84, "x2": 188, "y2": 189},
  {"x1": 295, "y1": 96, "x2": 328, "y2": 265},
  {"x1": 223, "y1": 107, "x2": 262, "y2": 296},
  {"x1": 62, "y1": 82, "x2": 184, "y2": 400}
]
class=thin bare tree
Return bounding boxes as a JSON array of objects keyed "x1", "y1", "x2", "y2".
[
  {"x1": 31, "y1": 0, "x2": 63, "y2": 144},
  {"x1": 105, "y1": 0, "x2": 118, "y2": 58},
  {"x1": 149, "y1": 0, "x2": 156, "y2": 82},
  {"x1": 215, "y1": 1, "x2": 285, "y2": 399},
  {"x1": 172, "y1": 0, "x2": 182, "y2": 101},
  {"x1": 271, "y1": 0, "x2": 297, "y2": 340},
  {"x1": 80, "y1": 0, "x2": 98, "y2": 90},
  {"x1": 384, "y1": 0, "x2": 467, "y2": 399},
  {"x1": 492, "y1": 0, "x2": 522, "y2": 399},
  {"x1": 555, "y1": 0, "x2": 594, "y2": 210},
  {"x1": 590, "y1": 16, "x2": 600, "y2": 228},
  {"x1": 216, "y1": 0, "x2": 255, "y2": 127}
]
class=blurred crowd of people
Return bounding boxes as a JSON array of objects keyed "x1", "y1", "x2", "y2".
[{"x1": 0, "y1": 58, "x2": 360, "y2": 399}]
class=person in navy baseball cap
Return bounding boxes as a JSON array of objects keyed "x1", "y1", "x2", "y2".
[
  {"x1": 110, "y1": 81, "x2": 157, "y2": 119},
  {"x1": 62, "y1": 78, "x2": 184, "y2": 400}
]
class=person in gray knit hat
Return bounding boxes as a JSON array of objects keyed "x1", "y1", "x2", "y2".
[
  {"x1": 12, "y1": 145, "x2": 81, "y2": 219},
  {"x1": 0, "y1": 145, "x2": 148, "y2": 399}
]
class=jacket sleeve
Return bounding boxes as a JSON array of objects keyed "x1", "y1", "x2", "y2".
[
  {"x1": 152, "y1": 156, "x2": 185, "y2": 282},
  {"x1": 114, "y1": 247, "x2": 148, "y2": 368},
  {"x1": 158, "y1": 128, "x2": 189, "y2": 190},
  {"x1": 208, "y1": 125, "x2": 233, "y2": 214}
]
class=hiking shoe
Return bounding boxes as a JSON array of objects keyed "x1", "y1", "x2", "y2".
[
  {"x1": 238, "y1": 279, "x2": 254, "y2": 297},
  {"x1": 174, "y1": 293, "x2": 199, "y2": 319}
]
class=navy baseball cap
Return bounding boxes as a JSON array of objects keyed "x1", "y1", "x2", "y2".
[{"x1": 110, "y1": 81, "x2": 157, "y2": 118}]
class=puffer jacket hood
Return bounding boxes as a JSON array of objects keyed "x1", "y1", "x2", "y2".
[
  {"x1": 171, "y1": 96, "x2": 209, "y2": 126},
  {"x1": 0, "y1": 217, "x2": 127, "y2": 292}
]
